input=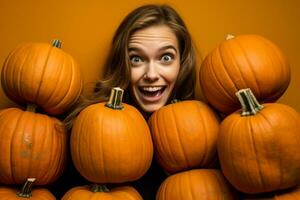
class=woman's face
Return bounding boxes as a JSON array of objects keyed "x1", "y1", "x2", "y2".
[{"x1": 128, "y1": 24, "x2": 180, "y2": 113}]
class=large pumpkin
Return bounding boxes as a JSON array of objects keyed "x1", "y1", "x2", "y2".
[
  {"x1": 218, "y1": 88, "x2": 300, "y2": 194},
  {"x1": 148, "y1": 100, "x2": 219, "y2": 174},
  {"x1": 0, "y1": 178, "x2": 55, "y2": 200},
  {"x1": 1, "y1": 40, "x2": 83, "y2": 115},
  {"x1": 62, "y1": 184, "x2": 142, "y2": 200},
  {"x1": 156, "y1": 169, "x2": 237, "y2": 200},
  {"x1": 71, "y1": 87, "x2": 153, "y2": 183},
  {"x1": 199, "y1": 34, "x2": 290, "y2": 114},
  {"x1": 0, "y1": 105, "x2": 67, "y2": 185}
]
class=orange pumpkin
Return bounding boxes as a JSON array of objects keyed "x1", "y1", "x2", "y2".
[
  {"x1": 148, "y1": 100, "x2": 219, "y2": 174},
  {"x1": 71, "y1": 87, "x2": 153, "y2": 183},
  {"x1": 1, "y1": 40, "x2": 83, "y2": 115},
  {"x1": 0, "y1": 178, "x2": 55, "y2": 200},
  {"x1": 156, "y1": 169, "x2": 237, "y2": 200},
  {"x1": 218, "y1": 88, "x2": 300, "y2": 194},
  {"x1": 62, "y1": 184, "x2": 142, "y2": 200},
  {"x1": 0, "y1": 105, "x2": 67, "y2": 185},
  {"x1": 199, "y1": 34, "x2": 290, "y2": 114}
]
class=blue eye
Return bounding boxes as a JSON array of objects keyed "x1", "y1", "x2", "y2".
[
  {"x1": 161, "y1": 54, "x2": 173, "y2": 62},
  {"x1": 130, "y1": 56, "x2": 143, "y2": 64}
]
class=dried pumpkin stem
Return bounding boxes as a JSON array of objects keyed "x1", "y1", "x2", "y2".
[
  {"x1": 52, "y1": 39, "x2": 62, "y2": 48},
  {"x1": 105, "y1": 87, "x2": 124, "y2": 110},
  {"x1": 90, "y1": 184, "x2": 110, "y2": 193},
  {"x1": 235, "y1": 88, "x2": 264, "y2": 116},
  {"x1": 26, "y1": 103, "x2": 37, "y2": 112},
  {"x1": 17, "y1": 178, "x2": 36, "y2": 198}
]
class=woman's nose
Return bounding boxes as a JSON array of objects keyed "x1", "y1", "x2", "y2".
[{"x1": 143, "y1": 61, "x2": 159, "y2": 82}]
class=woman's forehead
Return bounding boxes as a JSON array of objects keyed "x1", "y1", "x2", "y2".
[{"x1": 128, "y1": 25, "x2": 179, "y2": 50}]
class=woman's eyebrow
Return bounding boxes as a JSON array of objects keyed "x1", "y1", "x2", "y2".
[
  {"x1": 128, "y1": 47, "x2": 141, "y2": 52},
  {"x1": 159, "y1": 45, "x2": 178, "y2": 53}
]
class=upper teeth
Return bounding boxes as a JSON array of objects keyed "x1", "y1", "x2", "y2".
[{"x1": 141, "y1": 86, "x2": 163, "y2": 92}]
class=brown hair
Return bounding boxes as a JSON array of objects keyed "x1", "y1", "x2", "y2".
[{"x1": 64, "y1": 4, "x2": 197, "y2": 128}]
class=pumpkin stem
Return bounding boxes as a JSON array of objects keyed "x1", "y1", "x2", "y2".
[
  {"x1": 235, "y1": 88, "x2": 264, "y2": 116},
  {"x1": 17, "y1": 178, "x2": 36, "y2": 198},
  {"x1": 105, "y1": 87, "x2": 124, "y2": 110},
  {"x1": 90, "y1": 184, "x2": 110, "y2": 193},
  {"x1": 26, "y1": 104, "x2": 37, "y2": 112},
  {"x1": 226, "y1": 34, "x2": 235, "y2": 40},
  {"x1": 52, "y1": 39, "x2": 62, "y2": 48}
]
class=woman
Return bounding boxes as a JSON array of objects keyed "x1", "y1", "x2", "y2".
[
  {"x1": 65, "y1": 4, "x2": 196, "y2": 125},
  {"x1": 62, "y1": 4, "x2": 197, "y2": 200}
]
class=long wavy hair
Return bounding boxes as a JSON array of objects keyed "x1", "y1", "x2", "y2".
[{"x1": 64, "y1": 4, "x2": 197, "y2": 129}]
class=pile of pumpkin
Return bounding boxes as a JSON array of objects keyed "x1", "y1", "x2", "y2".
[
  {"x1": 0, "y1": 34, "x2": 300, "y2": 200},
  {"x1": 146, "y1": 35, "x2": 300, "y2": 200},
  {"x1": 0, "y1": 40, "x2": 83, "y2": 199}
]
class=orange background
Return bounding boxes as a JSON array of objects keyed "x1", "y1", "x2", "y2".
[{"x1": 0, "y1": 0, "x2": 299, "y2": 112}]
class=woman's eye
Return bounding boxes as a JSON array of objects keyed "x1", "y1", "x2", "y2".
[
  {"x1": 161, "y1": 54, "x2": 173, "y2": 62},
  {"x1": 130, "y1": 56, "x2": 143, "y2": 64}
]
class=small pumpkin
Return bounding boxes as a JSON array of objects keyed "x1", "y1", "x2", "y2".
[
  {"x1": 156, "y1": 169, "x2": 237, "y2": 200},
  {"x1": 199, "y1": 34, "x2": 290, "y2": 114},
  {"x1": 148, "y1": 100, "x2": 219, "y2": 174},
  {"x1": 1, "y1": 40, "x2": 83, "y2": 115},
  {"x1": 218, "y1": 88, "x2": 300, "y2": 194},
  {"x1": 71, "y1": 87, "x2": 153, "y2": 183},
  {"x1": 62, "y1": 184, "x2": 142, "y2": 200},
  {"x1": 0, "y1": 178, "x2": 55, "y2": 200},
  {"x1": 0, "y1": 105, "x2": 67, "y2": 185}
]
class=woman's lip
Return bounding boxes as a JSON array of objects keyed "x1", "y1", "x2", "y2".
[{"x1": 137, "y1": 87, "x2": 166, "y2": 103}]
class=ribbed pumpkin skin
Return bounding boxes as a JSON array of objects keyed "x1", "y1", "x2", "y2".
[
  {"x1": 0, "y1": 186, "x2": 55, "y2": 200},
  {"x1": 199, "y1": 35, "x2": 290, "y2": 114},
  {"x1": 62, "y1": 186, "x2": 142, "y2": 200},
  {"x1": 156, "y1": 169, "x2": 237, "y2": 200},
  {"x1": 71, "y1": 103, "x2": 153, "y2": 183},
  {"x1": 148, "y1": 100, "x2": 219, "y2": 174},
  {"x1": 0, "y1": 108, "x2": 67, "y2": 185},
  {"x1": 1, "y1": 42, "x2": 83, "y2": 115},
  {"x1": 218, "y1": 103, "x2": 300, "y2": 194}
]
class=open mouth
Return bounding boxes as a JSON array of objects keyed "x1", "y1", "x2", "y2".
[{"x1": 138, "y1": 86, "x2": 166, "y2": 97}]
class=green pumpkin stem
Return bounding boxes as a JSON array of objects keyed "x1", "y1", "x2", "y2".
[
  {"x1": 52, "y1": 39, "x2": 62, "y2": 48},
  {"x1": 236, "y1": 88, "x2": 264, "y2": 116},
  {"x1": 90, "y1": 184, "x2": 110, "y2": 193},
  {"x1": 17, "y1": 178, "x2": 36, "y2": 198},
  {"x1": 105, "y1": 87, "x2": 124, "y2": 110},
  {"x1": 26, "y1": 104, "x2": 37, "y2": 112}
]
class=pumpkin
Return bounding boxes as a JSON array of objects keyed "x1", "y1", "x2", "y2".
[
  {"x1": 199, "y1": 34, "x2": 290, "y2": 114},
  {"x1": 1, "y1": 40, "x2": 83, "y2": 115},
  {"x1": 0, "y1": 178, "x2": 55, "y2": 199},
  {"x1": 156, "y1": 169, "x2": 237, "y2": 200},
  {"x1": 218, "y1": 88, "x2": 300, "y2": 194},
  {"x1": 62, "y1": 184, "x2": 142, "y2": 200},
  {"x1": 71, "y1": 87, "x2": 153, "y2": 183},
  {"x1": 148, "y1": 100, "x2": 219, "y2": 174},
  {"x1": 0, "y1": 105, "x2": 67, "y2": 185}
]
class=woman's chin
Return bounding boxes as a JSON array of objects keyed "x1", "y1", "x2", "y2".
[{"x1": 140, "y1": 104, "x2": 164, "y2": 114}]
